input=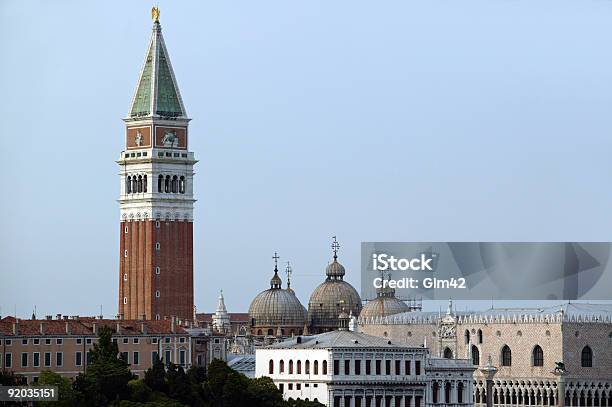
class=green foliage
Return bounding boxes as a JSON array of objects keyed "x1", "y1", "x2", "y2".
[
  {"x1": 74, "y1": 325, "x2": 134, "y2": 406},
  {"x1": 144, "y1": 355, "x2": 166, "y2": 393},
  {"x1": 36, "y1": 370, "x2": 78, "y2": 406},
  {"x1": 0, "y1": 370, "x2": 22, "y2": 385}
]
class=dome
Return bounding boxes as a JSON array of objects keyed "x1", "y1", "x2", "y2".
[
  {"x1": 308, "y1": 257, "x2": 362, "y2": 331},
  {"x1": 359, "y1": 276, "x2": 410, "y2": 319},
  {"x1": 248, "y1": 264, "x2": 307, "y2": 329},
  {"x1": 359, "y1": 296, "x2": 410, "y2": 319}
]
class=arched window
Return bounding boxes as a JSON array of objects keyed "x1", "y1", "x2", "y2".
[
  {"x1": 126, "y1": 176, "x2": 132, "y2": 193},
  {"x1": 472, "y1": 345, "x2": 480, "y2": 366},
  {"x1": 137, "y1": 175, "x2": 143, "y2": 193},
  {"x1": 132, "y1": 176, "x2": 138, "y2": 193},
  {"x1": 305, "y1": 360, "x2": 310, "y2": 374},
  {"x1": 433, "y1": 382, "x2": 439, "y2": 404},
  {"x1": 478, "y1": 329, "x2": 483, "y2": 344},
  {"x1": 465, "y1": 330, "x2": 470, "y2": 344},
  {"x1": 289, "y1": 360, "x2": 294, "y2": 374},
  {"x1": 297, "y1": 360, "x2": 302, "y2": 374},
  {"x1": 314, "y1": 360, "x2": 319, "y2": 375},
  {"x1": 279, "y1": 360, "x2": 284, "y2": 373},
  {"x1": 581, "y1": 346, "x2": 593, "y2": 367},
  {"x1": 179, "y1": 176, "x2": 185, "y2": 194},
  {"x1": 143, "y1": 175, "x2": 147, "y2": 193},
  {"x1": 445, "y1": 382, "x2": 452, "y2": 403},
  {"x1": 165, "y1": 175, "x2": 170, "y2": 193},
  {"x1": 501, "y1": 345, "x2": 512, "y2": 366},
  {"x1": 533, "y1": 345, "x2": 544, "y2": 367},
  {"x1": 458, "y1": 382, "x2": 464, "y2": 403},
  {"x1": 172, "y1": 175, "x2": 178, "y2": 193},
  {"x1": 268, "y1": 359, "x2": 274, "y2": 374},
  {"x1": 443, "y1": 347, "x2": 453, "y2": 359},
  {"x1": 257, "y1": 329, "x2": 262, "y2": 336},
  {"x1": 322, "y1": 360, "x2": 327, "y2": 375},
  {"x1": 158, "y1": 175, "x2": 163, "y2": 192},
  {"x1": 267, "y1": 328, "x2": 273, "y2": 336}
]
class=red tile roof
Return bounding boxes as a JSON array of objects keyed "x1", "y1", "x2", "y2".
[{"x1": 0, "y1": 318, "x2": 191, "y2": 337}]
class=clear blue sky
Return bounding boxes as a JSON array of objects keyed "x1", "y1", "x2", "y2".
[{"x1": 1, "y1": 0, "x2": 612, "y2": 318}]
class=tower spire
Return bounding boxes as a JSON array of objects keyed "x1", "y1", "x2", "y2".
[
  {"x1": 270, "y1": 252, "x2": 282, "y2": 289},
  {"x1": 128, "y1": 9, "x2": 187, "y2": 120},
  {"x1": 285, "y1": 261, "x2": 293, "y2": 291}
]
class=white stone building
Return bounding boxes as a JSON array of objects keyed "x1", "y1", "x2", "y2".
[{"x1": 256, "y1": 329, "x2": 475, "y2": 407}]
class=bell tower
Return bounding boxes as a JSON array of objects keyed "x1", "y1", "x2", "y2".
[{"x1": 118, "y1": 8, "x2": 196, "y2": 321}]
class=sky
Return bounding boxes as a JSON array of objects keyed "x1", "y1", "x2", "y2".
[{"x1": 1, "y1": 0, "x2": 612, "y2": 319}]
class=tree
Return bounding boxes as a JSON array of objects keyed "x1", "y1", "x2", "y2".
[
  {"x1": 144, "y1": 355, "x2": 166, "y2": 393},
  {"x1": 36, "y1": 370, "x2": 79, "y2": 406},
  {"x1": 75, "y1": 325, "x2": 133, "y2": 406}
]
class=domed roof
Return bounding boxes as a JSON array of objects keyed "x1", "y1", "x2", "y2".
[
  {"x1": 359, "y1": 296, "x2": 410, "y2": 319},
  {"x1": 359, "y1": 275, "x2": 410, "y2": 319},
  {"x1": 308, "y1": 257, "x2": 362, "y2": 330},
  {"x1": 249, "y1": 288, "x2": 307, "y2": 328},
  {"x1": 248, "y1": 258, "x2": 307, "y2": 328}
]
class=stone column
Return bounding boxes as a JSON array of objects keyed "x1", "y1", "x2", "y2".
[
  {"x1": 479, "y1": 355, "x2": 498, "y2": 407},
  {"x1": 553, "y1": 369, "x2": 568, "y2": 407}
]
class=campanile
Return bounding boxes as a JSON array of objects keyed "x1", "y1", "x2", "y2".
[{"x1": 118, "y1": 9, "x2": 196, "y2": 321}]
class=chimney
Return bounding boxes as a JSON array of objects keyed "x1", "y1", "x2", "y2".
[
  {"x1": 171, "y1": 316, "x2": 176, "y2": 333},
  {"x1": 56, "y1": 314, "x2": 62, "y2": 320},
  {"x1": 116, "y1": 322, "x2": 121, "y2": 335},
  {"x1": 65, "y1": 322, "x2": 71, "y2": 335},
  {"x1": 39, "y1": 322, "x2": 45, "y2": 335},
  {"x1": 62, "y1": 316, "x2": 69, "y2": 321},
  {"x1": 140, "y1": 314, "x2": 146, "y2": 321},
  {"x1": 141, "y1": 323, "x2": 147, "y2": 335},
  {"x1": 12, "y1": 321, "x2": 19, "y2": 335},
  {"x1": 45, "y1": 315, "x2": 52, "y2": 321},
  {"x1": 92, "y1": 323, "x2": 98, "y2": 335}
]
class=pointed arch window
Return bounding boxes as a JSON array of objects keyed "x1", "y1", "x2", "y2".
[
  {"x1": 165, "y1": 175, "x2": 170, "y2": 193},
  {"x1": 477, "y1": 329, "x2": 483, "y2": 344},
  {"x1": 137, "y1": 175, "x2": 143, "y2": 193},
  {"x1": 443, "y1": 347, "x2": 453, "y2": 359},
  {"x1": 501, "y1": 345, "x2": 512, "y2": 366},
  {"x1": 472, "y1": 345, "x2": 480, "y2": 366},
  {"x1": 289, "y1": 360, "x2": 294, "y2": 374},
  {"x1": 532, "y1": 345, "x2": 544, "y2": 367},
  {"x1": 126, "y1": 176, "x2": 132, "y2": 193},
  {"x1": 132, "y1": 176, "x2": 137, "y2": 194},
  {"x1": 465, "y1": 330, "x2": 470, "y2": 344},
  {"x1": 158, "y1": 175, "x2": 163, "y2": 192},
  {"x1": 581, "y1": 346, "x2": 593, "y2": 367}
]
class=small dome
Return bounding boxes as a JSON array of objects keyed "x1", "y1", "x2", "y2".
[
  {"x1": 359, "y1": 296, "x2": 410, "y2": 319},
  {"x1": 326, "y1": 258, "x2": 346, "y2": 279}
]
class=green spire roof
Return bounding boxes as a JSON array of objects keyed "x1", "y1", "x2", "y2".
[{"x1": 129, "y1": 21, "x2": 187, "y2": 119}]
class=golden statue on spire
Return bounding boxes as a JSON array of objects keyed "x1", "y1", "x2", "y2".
[{"x1": 152, "y1": 7, "x2": 160, "y2": 23}]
